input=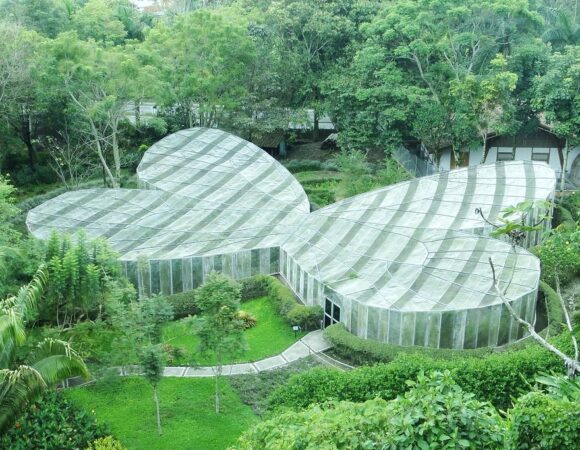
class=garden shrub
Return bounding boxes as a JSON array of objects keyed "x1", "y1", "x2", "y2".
[
  {"x1": 237, "y1": 310, "x2": 258, "y2": 329},
  {"x1": 552, "y1": 205, "x2": 576, "y2": 229},
  {"x1": 0, "y1": 391, "x2": 107, "y2": 450},
  {"x1": 235, "y1": 371, "x2": 506, "y2": 450},
  {"x1": 324, "y1": 323, "x2": 490, "y2": 365},
  {"x1": 534, "y1": 225, "x2": 580, "y2": 286},
  {"x1": 156, "y1": 290, "x2": 198, "y2": 319},
  {"x1": 86, "y1": 436, "x2": 126, "y2": 450},
  {"x1": 282, "y1": 160, "x2": 339, "y2": 173},
  {"x1": 268, "y1": 335, "x2": 572, "y2": 411},
  {"x1": 560, "y1": 191, "x2": 580, "y2": 222},
  {"x1": 265, "y1": 276, "x2": 322, "y2": 330},
  {"x1": 240, "y1": 275, "x2": 270, "y2": 301},
  {"x1": 283, "y1": 159, "x2": 325, "y2": 173},
  {"x1": 508, "y1": 391, "x2": 580, "y2": 449}
]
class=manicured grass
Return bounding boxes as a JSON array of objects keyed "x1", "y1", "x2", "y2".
[
  {"x1": 66, "y1": 377, "x2": 257, "y2": 450},
  {"x1": 162, "y1": 296, "x2": 306, "y2": 366}
]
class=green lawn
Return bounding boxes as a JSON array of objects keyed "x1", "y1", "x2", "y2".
[
  {"x1": 66, "y1": 377, "x2": 256, "y2": 450},
  {"x1": 163, "y1": 296, "x2": 306, "y2": 366}
]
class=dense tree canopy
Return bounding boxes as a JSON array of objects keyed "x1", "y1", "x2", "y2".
[{"x1": 0, "y1": 0, "x2": 576, "y2": 185}]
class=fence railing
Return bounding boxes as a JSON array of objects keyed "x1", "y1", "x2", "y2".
[{"x1": 391, "y1": 145, "x2": 439, "y2": 178}]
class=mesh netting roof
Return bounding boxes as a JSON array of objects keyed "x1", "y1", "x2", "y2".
[
  {"x1": 27, "y1": 128, "x2": 308, "y2": 260},
  {"x1": 290, "y1": 162, "x2": 555, "y2": 312},
  {"x1": 27, "y1": 128, "x2": 555, "y2": 317}
]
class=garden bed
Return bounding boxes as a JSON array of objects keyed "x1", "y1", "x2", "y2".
[{"x1": 162, "y1": 296, "x2": 307, "y2": 366}]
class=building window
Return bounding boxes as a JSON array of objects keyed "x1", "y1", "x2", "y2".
[
  {"x1": 496, "y1": 148, "x2": 515, "y2": 161},
  {"x1": 531, "y1": 148, "x2": 550, "y2": 163},
  {"x1": 324, "y1": 298, "x2": 341, "y2": 328}
]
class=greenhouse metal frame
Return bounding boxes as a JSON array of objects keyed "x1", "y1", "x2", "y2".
[{"x1": 27, "y1": 128, "x2": 556, "y2": 349}]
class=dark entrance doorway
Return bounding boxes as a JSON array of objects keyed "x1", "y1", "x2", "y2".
[{"x1": 324, "y1": 298, "x2": 341, "y2": 328}]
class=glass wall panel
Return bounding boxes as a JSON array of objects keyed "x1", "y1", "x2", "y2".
[
  {"x1": 172, "y1": 259, "x2": 183, "y2": 294},
  {"x1": 159, "y1": 260, "x2": 172, "y2": 295}
]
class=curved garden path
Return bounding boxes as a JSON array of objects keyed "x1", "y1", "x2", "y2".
[{"x1": 161, "y1": 330, "x2": 334, "y2": 378}]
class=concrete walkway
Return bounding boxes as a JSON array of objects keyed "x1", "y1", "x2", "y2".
[{"x1": 162, "y1": 330, "x2": 332, "y2": 378}]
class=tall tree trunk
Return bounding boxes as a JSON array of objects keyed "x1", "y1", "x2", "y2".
[
  {"x1": 560, "y1": 139, "x2": 569, "y2": 192},
  {"x1": 112, "y1": 118, "x2": 121, "y2": 186},
  {"x1": 92, "y1": 122, "x2": 118, "y2": 188},
  {"x1": 153, "y1": 384, "x2": 162, "y2": 435},
  {"x1": 214, "y1": 365, "x2": 221, "y2": 414},
  {"x1": 480, "y1": 133, "x2": 488, "y2": 164},
  {"x1": 312, "y1": 109, "x2": 319, "y2": 141}
]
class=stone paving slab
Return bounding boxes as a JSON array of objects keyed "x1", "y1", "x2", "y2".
[
  {"x1": 226, "y1": 363, "x2": 258, "y2": 375},
  {"x1": 302, "y1": 330, "x2": 332, "y2": 352},
  {"x1": 281, "y1": 341, "x2": 310, "y2": 362},
  {"x1": 253, "y1": 355, "x2": 287, "y2": 372},
  {"x1": 163, "y1": 366, "x2": 188, "y2": 377}
]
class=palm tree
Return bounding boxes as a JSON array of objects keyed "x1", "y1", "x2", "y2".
[
  {"x1": 542, "y1": 8, "x2": 580, "y2": 50},
  {"x1": 0, "y1": 266, "x2": 89, "y2": 432}
]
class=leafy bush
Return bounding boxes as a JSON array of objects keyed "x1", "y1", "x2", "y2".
[
  {"x1": 508, "y1": 391, "x2": 580, "y2": 449},
  {"x1": 240, "y1": 275, "x2": 270, "y2": 301},
  {"x1": 237, "y1": 310, "x2": 258, "y2": 329},
  {"x1": 324, "y1": 323, "x2": 489, "y2": 365},
  {"x1": 235, "y1": 371, "x2": 506, "y2": 449},
  {"x1": 283, "y1": 159, "x2": 325, "y2": 173},
  {"x1": 87, "y1": 436, "x2": 126, "y2": 450},
  {"x1": 156, "y1": 290, "x2": 198, "y2": 319},
  {"x1": 552, "y1": 205, "x2": 576, "y2": 229},
  {"x1": 0, "y1": 391, "x2": 107, "y2": 450},
  {"x1": 534, "y1": 225, "x2": 580, "y2": 286},
  {"x1": 268, "y1": 335, "x2": 572, "y2": 411},
  {"x1": 560, "y1": 191, "x2": 580, "y2": 222},
  {"x1": 283, "y1": 160, "x2": 338, "y2": 173},
  {"x1": 265, "y1": 277, "x2": 322, "y2": 330},
  {"x1": 286, "y1": 304, "x2": 323, "y2": 330}
]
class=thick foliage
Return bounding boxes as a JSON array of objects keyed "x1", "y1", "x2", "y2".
[
  {"x1": 39, "y1": 230, "x2": 124, "y2": 325},
  {"x1": 156, "y1": 290, "x2": 198, "y2": 319},
  {"x1": 0, "y1": 391, "x2": 107, "y2": 450},
  {"x1": 269, "y1": 336, "x2": 572, "y2": 411},
  {"x1": 236, "y1": 371, "x2": 505, "y2": 449},
  {"x1": 265, "y1": 276, "x2": 322, "y2": 331},
  {"x1": 560, "y1": 192, "x2": 580, "y2": 222},
  {"x1": 508, "y1": 391, "x2": 580, "y2": 449},
  {"x1": 534, "y1": 225, "x2": 580, "y2": 286},
  {"x1": 87, "y1": 436, "x2": 126, "y2": 450}
]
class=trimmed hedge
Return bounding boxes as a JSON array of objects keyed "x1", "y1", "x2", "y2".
[
  {"x1": 508, "y1": 391, "x2": 580, "y2": 449},
  {"x1": 268, "y1": 334, "x2": 573, "y2": 411},
  {"x1": 263, "y1": 275, "x2": 322, "y2": 330},
  {"x1": 324, "y1": 323, "x2": 490, "y2": 365},
  {"x1": 282, "y1": 159, "x2": 338, "y2": 173},
  {"x1": 156, "y1": 290, "x2": 198, "y2": 319}
]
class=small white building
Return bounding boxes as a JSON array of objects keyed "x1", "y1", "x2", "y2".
[{"x1": 437, "y1": 126, "x2": 580, "y2": 188}]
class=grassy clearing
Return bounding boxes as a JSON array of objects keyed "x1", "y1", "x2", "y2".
[
  {"x1": 66, "y1": 377, "x2": 256, "y2": 450},
  {"x1": 162, "y1": 296, "x2": 306, "y2": 366}
]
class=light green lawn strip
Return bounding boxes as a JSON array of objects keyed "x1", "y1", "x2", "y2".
[
  {"x1": 162, "y1": 296, "x2": 307, "y2": 366},
  {"x1": 66, "y1": 377, "x2": 256, "y2": 450}
]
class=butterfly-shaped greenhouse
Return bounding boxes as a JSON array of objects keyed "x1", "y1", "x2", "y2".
[{"x1": 27, "y1": 128, "x2": 556, "y2": 349}]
